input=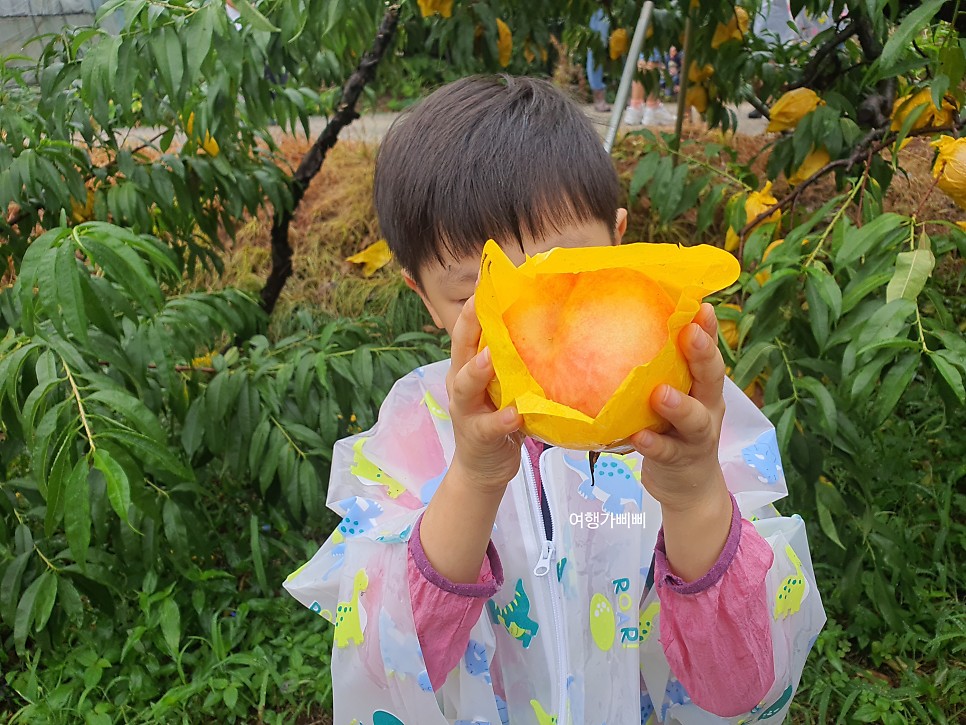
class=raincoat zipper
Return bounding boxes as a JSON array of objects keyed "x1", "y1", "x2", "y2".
[{"x1": 522, "y1": 449, "x2": 570, "y2": 723}]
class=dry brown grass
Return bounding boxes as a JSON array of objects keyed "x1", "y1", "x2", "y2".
[{"x1": 200, "y1": 139, "x2": 409, "y2": 325}]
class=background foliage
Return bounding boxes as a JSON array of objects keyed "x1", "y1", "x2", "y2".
[
  {"x1": 1, "y1": 0, "x2": 965, "y2": 722},
  {"x1": 622, "y1": 1, "x2": 966, "y2": 721}
]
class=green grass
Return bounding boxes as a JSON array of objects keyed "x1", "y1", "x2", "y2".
[{"x1": 3, "y1": 489, "x2": 341, "y2": 724}]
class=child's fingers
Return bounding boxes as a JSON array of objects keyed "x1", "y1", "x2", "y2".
[
  {"x1": 450, "y1": 345, "x2": 496, "y2": 412},
  {"x1": 470, "y1": 404, "x2": 523, "y2": 444},
  {"x1": 449, "y1": 296, "x2": 483, "y2": 371},
  {"x1": 629, "y1": 426, "x2": 672, "y2": 462},
  {"x1": 647, "y1": 383, "x2": 715, "y2": 446},
  {"x1": 680, "y1": 323, "x2": 726, "y2": 414},
  {"x1": 451, "y1": 348, "x2": 521, "y2": 441},
  {"x1": 694, "y1": 302, "x2": 718, "y2": 339}
]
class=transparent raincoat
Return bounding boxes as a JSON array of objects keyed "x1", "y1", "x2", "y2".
[{"x1": 284, "y1": 361, "x2": 826, "y2": 725}]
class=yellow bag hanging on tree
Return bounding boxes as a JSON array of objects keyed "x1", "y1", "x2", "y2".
[{"x1": 476, "y1": 240, "x2": 740, "y2": 451}]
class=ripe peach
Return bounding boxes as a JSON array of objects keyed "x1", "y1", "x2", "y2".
[
  {"x1": 503, "y1": 270, "x2": 675, "y2": 417},
  {"x1": 475, "y1": 240, "x2": 740, "y2": 450}
]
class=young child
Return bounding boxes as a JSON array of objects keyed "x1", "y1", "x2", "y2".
[{"x1": 284, "y1": 76, "x2": 825, "y2": 725}]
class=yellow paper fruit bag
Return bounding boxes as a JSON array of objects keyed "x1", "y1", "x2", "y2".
[
  {"x1": 688, "y1": 62, "x2": 714, "y2": 84},
  {"x1": 686, "y1": 85, "x2": 710, "y2": 114},
  {"x1": 417, "y1": 0, "x2": 452, "y2": 18},
  {"x1": 766, "y1": 88, "x2": 824, "y2": 133},
  {"x1": 609, "y1": 28, "x2": 629, "y2": 60},
  {"x1": 932, "y1": 135, "x2": 966, "y2": 210},
  {"x1": 496, "y1": 19, "x2": 513, "y2": 67},
  {"x1": 476, "y1": 240, "x2": 740, "y2": 450},
  {"x1": 725, "y1": 181, "x2": 781, "y2": 252},
  {"x1": 788, "y1": 146, "x2": 830, "y2": 186},
  {"x1": 711, "y1": 6, "x2": 749, "y2": 48},
  {"x1": 891, "y1": 89, "x2": 957, "y2": 133}
]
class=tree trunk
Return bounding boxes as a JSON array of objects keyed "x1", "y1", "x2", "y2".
[{"x1": 260, "y1": 4, "x2": 401, "y2": 315}]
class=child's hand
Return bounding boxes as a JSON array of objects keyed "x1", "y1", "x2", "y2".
[
  {"x1": 446, "y1": 296, "x2": 524, "y2": 492},
  {"x1": 629, "y1": 303, "x2": 727, "y2": 513}
]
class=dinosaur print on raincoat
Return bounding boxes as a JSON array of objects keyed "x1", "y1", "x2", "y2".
[
  {"x1": 334, "y1": 569, "x2": 369, "y2": 648},
  {"x1": 487, "y1": 578, "x2": 539, "y2": 648},
  {"x1": 321, "y1": 497, "x2": 384, "y2": 581},
  {"x1": 463, "y1": 639, "x2": 492, "y2": 683},
  {"x1": 577, "y1": 453, "x2": 643, "y2": 515},
  {"x1": 774, "y1": 544, "x2": 807, "y2": 619},
  {"x1": 379, "y1": 610, "x2": 432, "y2": 692},
  {"x1": 742, "y1": 429, "x2": 783, "y2": 485}
]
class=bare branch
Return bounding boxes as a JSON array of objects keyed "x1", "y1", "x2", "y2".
[
  {"x1": 260, "y1": 4, "x2": 402, "y2": 315},
  {"x1": 746, "y1": 95, "x2": 771, "y2": 120},
  {"x1": 787, "y1": 21, "x2": 859, "y2": 92},
  {"x1": 129, "y1": 129, "x2": 169, "y2": 156},
  {"x1": 912, "y1": 173, "x2": 942, "y2": 220},
  {"x1": 852, "y1": 12, "x2": 883, "y2": 60}
]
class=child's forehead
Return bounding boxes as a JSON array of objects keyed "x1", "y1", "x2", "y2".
[
  {"x1": 410, "y1": 244, "x2": 481, "y2": 291},
  {"x1": 425, "y1": 240, "x2": 520, "y2": 282},
  {"x1": 438, "y1": 257, "x2": 482, "y2": 284}
]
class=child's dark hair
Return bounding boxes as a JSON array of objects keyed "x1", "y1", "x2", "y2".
[{"x1": 374, "y1": 75, "x2": 621, "y2": 281}]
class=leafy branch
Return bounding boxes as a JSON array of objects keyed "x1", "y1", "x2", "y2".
[
  {"x1": 635, "y1": 131, "x2": 752, "y2": 189},
  {"x1": 908, "y1": 221, "x2": 933, "y2": 356},
  {"x1": 33, "y1": 545, "x2": 60, "y2": 573},
  {"x1": 801, "y1": 182, "x2": 863, "y2": 268},
  {"x1": 271, "y1": 416, "x2": 307, "y2": 460},
  {"x1": 738, "y1": 119, "x2": 966, "y2": 242}
]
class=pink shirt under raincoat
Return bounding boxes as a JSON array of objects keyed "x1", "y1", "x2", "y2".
[{"x1": 284, "y1": 360, "x2": 826, "y2": 724}]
